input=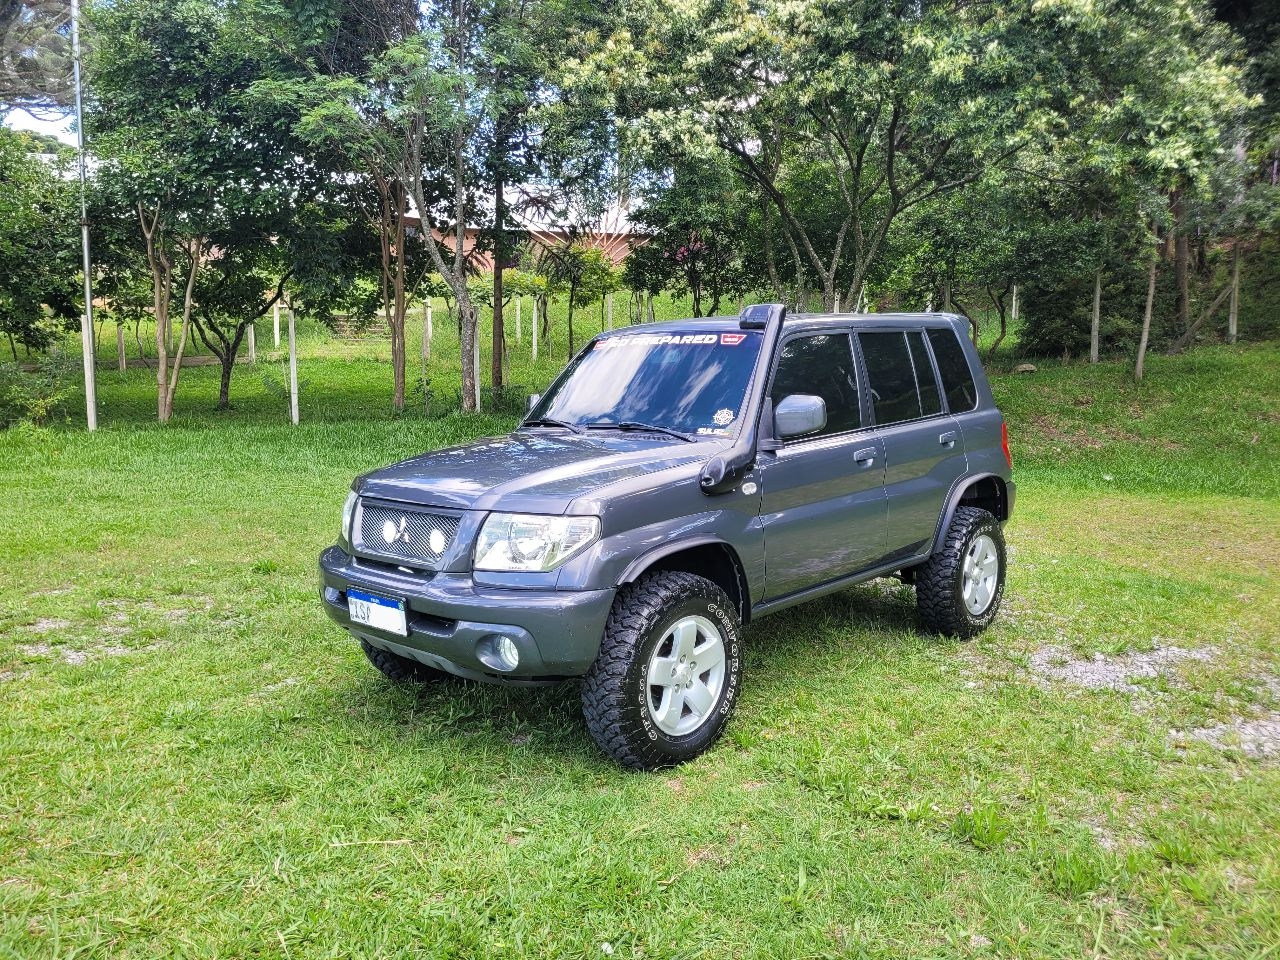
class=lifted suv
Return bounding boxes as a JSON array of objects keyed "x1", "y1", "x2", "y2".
[{"x1": 319, "y1": 304, "x2": 1014, "y2": 769}]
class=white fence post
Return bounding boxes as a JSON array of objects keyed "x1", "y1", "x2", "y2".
[
  {"x1": 247, "y1": 321, "x2": 256, "y2": 364},
  {"x1": 532, "y1": 299, "x2": 539, "y2": 363},
  {"x1": 116, "y1": 324, "x2": 126, "y2": 371},
  {"x1": 80, "y1": 313, "x2": 96, "y2": 430},
  {"x1": 423, "y1": 301, "x2": 432, "y2": 361},
  {"x1": 288, "y1": 307, "x2": 298, "y2": 426}
]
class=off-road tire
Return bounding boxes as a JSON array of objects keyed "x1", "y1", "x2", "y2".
[
  {"x1": 915, "y1": 506, "x2": 1006, "y2": 638},
  {"x1": 359, "y1": 638, "x2": 447, "y2": 683},
  {"x1": 582, "y1": 572, "x2": 744, "y2": 771}
]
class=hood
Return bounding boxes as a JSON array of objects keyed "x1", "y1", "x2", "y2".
[{"x1": 355, "y1": 430, "x2": 718, "y2": 513}]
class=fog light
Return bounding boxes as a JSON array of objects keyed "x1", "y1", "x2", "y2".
[
  {"x1": 478, "y1": 634, "x2": 520, "y2": 672},
  {"x1": 494, "y1": 636, "x2": 519, "y2": 671}
]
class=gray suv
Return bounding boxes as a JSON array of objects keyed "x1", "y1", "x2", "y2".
[{"x1": 319, "y1": 304, "x2": 1014, "y2": 769}]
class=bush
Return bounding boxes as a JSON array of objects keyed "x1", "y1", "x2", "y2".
[
  {"x1": 1019, "y1": 249, "x2": 1174, "y2": 358},
  {"x1": 0, "y1": 348, "x2": 78, "y2": 427}
]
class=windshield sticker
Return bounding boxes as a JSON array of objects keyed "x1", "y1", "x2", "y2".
[
  {"x1": 596, "y1": 333, "x2": 719, "y2": 349},
  {"x1": 712, "y1": 408, "x2": 735, "y2": 427},
  {"x1": 696, "y1": 427, "x2": 732, "y2": 436},
  {"x1": 720, "y1": 333, "x2": 747, "y2": 345}
]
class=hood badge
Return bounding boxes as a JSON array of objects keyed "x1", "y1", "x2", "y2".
[{"x1": 741, "y1": 481, "x2": 758, "y2": 496}]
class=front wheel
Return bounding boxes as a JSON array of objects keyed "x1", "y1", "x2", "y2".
[
  {"x1": 581, "y1": 572, "x2": 744, "y2": 771},
  {"x1": 915, "y1": 506, "x2": 1006, "y2": 638}
]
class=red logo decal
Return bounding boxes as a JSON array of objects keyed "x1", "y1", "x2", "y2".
[{"x1": 720, "y1": 333, "x2": 747, "y2": 345}]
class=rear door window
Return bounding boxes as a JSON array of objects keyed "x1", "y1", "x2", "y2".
[
  {"x1": 926, "y1": 327, "x2": 979, "y2": 412},
  {"x1": 771, "y1": 333, "x2": 861, "y2": 438},
  {"x1": 908, "y1": 331, "x2": 942, "y2": 416},
  {"x1": 857, "y1": 331, "x2": 921, "y2": 425}
]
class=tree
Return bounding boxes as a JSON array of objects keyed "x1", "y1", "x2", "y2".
[
  {"x1": 471, "y1": 0, "x2": 618, "y2": 391},
  {"x1": 626, "y1": 157, "x2": 755, "y2": 316},
  {"x1": 88, "y1": 0, "x2": 341, "y2": 419},
  {"x1": 0, "y1": 128, "x2": 79, "y2": 359},
  {"x1": 590, "y1": 0, "x2": 1103, "y2": 310}
]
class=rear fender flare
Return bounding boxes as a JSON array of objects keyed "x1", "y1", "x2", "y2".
[{"x1": 929, "y1": 473, "x2": 1008, "y2": 555}]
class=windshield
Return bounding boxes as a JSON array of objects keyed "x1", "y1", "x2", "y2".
[{"x1": 528, "y1": 330, "x2": 762, "y2": 438}]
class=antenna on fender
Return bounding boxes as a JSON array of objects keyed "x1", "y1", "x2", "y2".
[{"x1": 700, "y1": 304, "x2": 787, "y2": 496}]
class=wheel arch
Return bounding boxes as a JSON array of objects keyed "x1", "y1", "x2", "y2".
[
  {"x1": 931, "y1": 474, "x2": 1010, "y2": 554},
  {"x1": 619, "y1": 538, "x2": 752, "y2": 624}
]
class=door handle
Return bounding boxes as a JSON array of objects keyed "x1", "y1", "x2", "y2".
[
  {"x1": 939, "y1": 432, "x2": 957, "y2": 448},
  {"x1": 853, "y1": 447, "x2": 877, "y2": 466}
]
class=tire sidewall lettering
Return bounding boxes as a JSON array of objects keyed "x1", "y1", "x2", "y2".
[{"x1": 627, "y1": 587, "x2": 743, "y2": 756}]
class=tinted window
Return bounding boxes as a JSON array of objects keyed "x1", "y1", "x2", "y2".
[
  {"x1": 926, "y1": 327, "x2": 978, "y2": 412},
  {"x1": 858, "y1": 332, "x2": 921, "y2": 425},
  {"x1": 532, "y1": 330, "x2": 762, "y2": 437},
  {"x1": 771, "y1": 333, "x2": 861, "y2": 437},
  {"x1": 908, "y1": 331, "x2": 942, "y2": 416}
]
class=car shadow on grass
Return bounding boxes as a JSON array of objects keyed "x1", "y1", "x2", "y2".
[{"x1": 314, "y1": 577, "x2": 944, "y2": 770}]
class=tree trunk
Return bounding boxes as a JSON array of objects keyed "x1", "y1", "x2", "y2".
[
  {"x1": 492, "y1": 140, "x2": 506, "y2": 391},
  {"x1": 761, "y1": 202, "x2": 783, "y2": 301},
  {"x1": 1135, "y1": 256, "x2": 1158, "y2": 382},
  {"x1": 1228, "y1": 243, "x2": 1240, "y2": 344},
  {"x1": 1167, "y1": 281, "x2": 1233, "y2": 355},
  {"x1": 983, "y1": 286, "x2": 1009, "y2": 361},
  {"x1": 217, "y1": 354, "x2": 234, "y2": 410},
  {"x1": 1090, "y1": 266, "x2": 1102, "y2": 364},
  {"x1": 1173, "y1": 191, "x2": 1190, "y2": 332},
  {"x1": 390, "y1": 185, "x2": 408, "y2": 412}
]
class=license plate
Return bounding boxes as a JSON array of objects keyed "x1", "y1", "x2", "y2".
[{"x1": 347, "y1": 589, "x2": 408, "y2": 636}]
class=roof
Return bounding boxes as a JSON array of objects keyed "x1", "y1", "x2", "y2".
[{"x1": 596, "y1": 312, "x2": 965, "y2": 336}]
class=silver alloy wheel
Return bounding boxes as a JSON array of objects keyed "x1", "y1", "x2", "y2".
[
  {"x1": 962, "y1": 533, "x2": 1000, "y2": 615},
  {"x1": 645, "y1": 615, "x2": 727, "y2": 737}
]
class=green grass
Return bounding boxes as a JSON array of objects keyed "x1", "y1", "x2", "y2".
[{"x1": 1, "y1": 320, "x2": 1278, "y2": 958}]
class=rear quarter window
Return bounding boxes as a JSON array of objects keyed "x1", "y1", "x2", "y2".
[{"x1": 926, "y1": 327, "x2": 979, "y2": 413}]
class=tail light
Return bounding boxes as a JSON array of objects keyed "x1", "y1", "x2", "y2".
[{"x1": 1001, "y1": 420, "x2": 1012, "y2": 469}]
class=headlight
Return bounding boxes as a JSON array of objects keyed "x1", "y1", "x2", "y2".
[
  {"x1": 340, "y1": 491, "x2": 358, "y2": 543},
  {"x1": 474, "y1": 513, "x2": 600, "y2": 572}
]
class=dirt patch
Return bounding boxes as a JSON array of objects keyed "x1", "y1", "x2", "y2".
[
  {"x1": 100, "y1": 596, "x2": 213, "y2": 627},
  {"x1": 1188, "y1": 714, "x2": 1280, "y2": 758},
  {"x1": 17, "y1": 640, "x2": 158, "y2": 667},
  {"x1": 1028, "y1": 414, "x2": 1104, "y2": 450},
  {"x1": 1027, "y1": 644, "x2": 1215, "y2": 694},
  {"x1": 20, "y1": 618, "x2": 71, "y2": 634},
  {"x1": 18, "y1": 643, "x2": 87, "y2": 665}
]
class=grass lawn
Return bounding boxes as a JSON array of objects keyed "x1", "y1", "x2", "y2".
[{"x1": 1, "y1": 321, "x2": 1278, "y2": 958}]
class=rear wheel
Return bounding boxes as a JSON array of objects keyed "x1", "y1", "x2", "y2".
[
  {"x1": 582, "y1": 572, "x2": 744, "y2": 770},
  {"x1": 359, "y1": 637, "x2": 448, "y2": 684},
  {"x1": 915, "y1": 506, "x2": 1006, "y2": 638}
]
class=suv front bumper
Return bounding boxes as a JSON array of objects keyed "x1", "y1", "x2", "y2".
[{"x1": 318, "y1": 546, "x2": 615, "y2": 683}]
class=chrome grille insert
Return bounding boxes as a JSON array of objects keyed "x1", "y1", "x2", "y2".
[{"x1": 356, "y1": 501, "x2": 460, "y2": 568}]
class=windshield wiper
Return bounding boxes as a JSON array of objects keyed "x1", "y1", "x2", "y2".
[
  {"x1": 585, "y1": 420, "x2": 696, "y2": 442},
  {"x1": 521, "y1": 416, "x2": 584, "y2": 434}
]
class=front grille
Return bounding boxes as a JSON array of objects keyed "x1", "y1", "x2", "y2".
[{"x1": 356, "y1": 501, "x2": 460, "y2": 568}]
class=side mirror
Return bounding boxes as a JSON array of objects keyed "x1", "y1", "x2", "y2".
[
  {"x1": 774, "y1": 394, "x2": 826, "y2": 438},
  {"x1": 526, "y1": 393, "x2": 541, "y2": 414}
]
